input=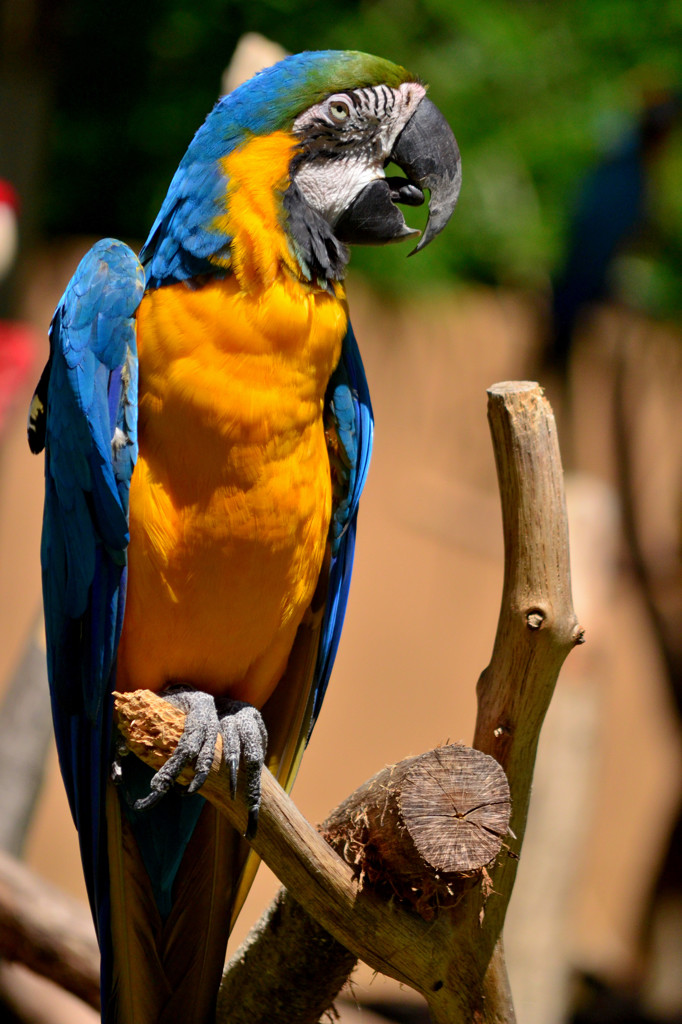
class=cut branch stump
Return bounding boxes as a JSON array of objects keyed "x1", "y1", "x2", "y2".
[{"x1": 323, "y1": 744, "x2": 511, "y2": 919}]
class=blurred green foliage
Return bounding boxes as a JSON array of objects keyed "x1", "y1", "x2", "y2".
[{"x1": 43, "y1": 0, "x2": 682, "y2": 306}]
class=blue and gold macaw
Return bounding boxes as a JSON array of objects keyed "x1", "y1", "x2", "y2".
[{"x1": 28, "y1": 50, "x2": 460, "y2": 1023}]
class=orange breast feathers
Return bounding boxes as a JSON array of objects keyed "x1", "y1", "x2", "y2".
[{"x1": 116, "y1": 135, "x2": 349, "y2": 707}]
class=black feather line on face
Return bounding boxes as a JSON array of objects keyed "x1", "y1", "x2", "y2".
[
  {"x1": 282, "y1": 180, "x2": 350, "y2": 284},
  {"x1": 298, "y1": 125, "x2": 350, "y2": 159},
  {"x1": 293, "y1": 90, "x2": 386, "y2": 162},
  {"x1": 296, "y1": 121, "x2": 374, "y2": 160}
]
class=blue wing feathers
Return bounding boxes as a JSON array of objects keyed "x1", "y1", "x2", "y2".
[
  {"x1": 41, "y1": 239, "x2": 144, "y2": 938},
  {"x1": 309, "y1": 321, "x2": 373, "y2": 734},
  {"x1": 141, "y1": 159, "x2": 230, "y2": 288}
]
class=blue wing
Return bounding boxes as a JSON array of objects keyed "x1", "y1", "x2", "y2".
[
  {"x1": 36, "y1": 238, "x2": 144, "y2": 946},
  {"x1": 309, "y1": 319, "x2": 373, "y2": 736}
]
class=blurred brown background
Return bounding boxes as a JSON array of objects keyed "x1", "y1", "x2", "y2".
[{"x1": 2, "y1": 7, "x2": 682, "y2": 1024}]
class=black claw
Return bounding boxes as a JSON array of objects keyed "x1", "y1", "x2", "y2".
[
  {"x1": 187, "y1": 769, "x2": 209, "y2": 794},
  {"x1": 133, "y1": 788, "x2": 166, "y2": 812},
  {"x1": 245, "y1": 805, "x2": 259, "y2": 841},
  {"x1": 228, "y1": 756, "x2": 239, "y2": 800}
]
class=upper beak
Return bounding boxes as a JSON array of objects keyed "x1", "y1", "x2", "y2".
[{"x1": 334, "y1": 95, "x2": 461, "y2": 253}]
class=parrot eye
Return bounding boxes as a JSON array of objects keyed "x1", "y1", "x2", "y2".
[{"x1": 327, "y1": 97, "x2": 351, "y2": 123}]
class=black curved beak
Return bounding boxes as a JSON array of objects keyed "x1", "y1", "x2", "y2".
[{"x1": 334, "y1": 95, "x2": 461, "y2": 254}]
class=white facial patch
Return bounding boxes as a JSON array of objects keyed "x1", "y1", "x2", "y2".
[
  {"x1": 292, "y1": 81, "x2": 426, "y2": 227},
  {"x1": 294, "y1": 153, "x2": 377, "y2": 226}
]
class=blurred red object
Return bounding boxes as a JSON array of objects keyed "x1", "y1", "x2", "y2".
[
  {"x1": 0, "y1": 180, "x2": 19, "y2": 212},
  {"x1": 0, "y1": 321, "x2": 38, "y2": 438},
  {"x1": 0, "y1": 178, "x2": 19, "y2": 282},
  {"x1": 0, "y1": 179, "x2": 39, "y2": 438}
]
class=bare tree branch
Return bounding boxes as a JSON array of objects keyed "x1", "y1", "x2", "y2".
[
  {"x1": 0, "y1": 848, "x2": 99, "y2": 1010},
  {"x1": 472, "y1": 380, "x2": 584, "y2": 1018},
  {"x1": 0, "y1": 381, "x2": 581, "y2": 1024},
  {"x1": 0, "y1": 614, "x2": 53, "y2": 856},
  {"x1": 113, "y1": 380, "x2": 582, "y2": 1024},
  {"x1": 114, "y1": 691, "x2": 500, "y2": 1014}
]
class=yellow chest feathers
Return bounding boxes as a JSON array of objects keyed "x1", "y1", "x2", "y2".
[
  {"x1": 135, "y1": 130, "x2": 349, "y2": 490},
  {"x1": 118, "y1": 131, "x2": 349, "y2": 699},
  {"x1": 135, "y1": 271, "x2": 347, "y2": 493},
  {"x1": 118, "y1": 257, "x2": 348, "y2": 700}
]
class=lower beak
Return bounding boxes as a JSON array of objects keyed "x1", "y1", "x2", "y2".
[{"x1": 334, "y1": 96, "x2": 461, "y2": 253}]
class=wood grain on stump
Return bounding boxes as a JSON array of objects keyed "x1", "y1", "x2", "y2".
[{"x1": 323, "y1": 744, "x2": 511, "y2": 919}]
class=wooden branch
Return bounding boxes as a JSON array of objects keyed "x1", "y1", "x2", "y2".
[
  {"x1": 0, "y1": 612, "x2": 53, "y2": 856},
  {"x1": 115, "y1": 691, "x2": 507, "y2": 1022},
  {"x1": 216, "y1": 744, "x2": 509, "y2": 1024},
  {"x1": 0, "y1": 380, "x2": 575, "y2": 1021},
  {"x1": 111, "y1": 380, "x2": 582, "y2": 1024},
  {"x1": 0, "y1": 848, "x2": 99, "y2": 1009},
  {"x1": 476, "y1": 382, "x2": 583, "y2": 789},
  {"x1": 477, "y1": 382, "x2": 582, "y2": 829},
  {"x1": 473, "y1": 381, "x2": 584, "y2": 1016},
  {"x1": 216, "y1": 890, "x2": 356, "y2": 1024},
  {"x1": 0, "y1": 962, "x2": 99, "y2": 1024}
]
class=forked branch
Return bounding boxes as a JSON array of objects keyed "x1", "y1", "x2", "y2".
[
  {"x1": 114, "y1": 380, "x2": 583, "y2": 1023},
  {"x1": 0, "y1": 382, "x2": 580, "y2": 1024}
]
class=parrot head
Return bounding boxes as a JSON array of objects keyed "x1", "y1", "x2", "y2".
[{"x1": 142, "y1": 50, "x2": 461, "y2": 287}]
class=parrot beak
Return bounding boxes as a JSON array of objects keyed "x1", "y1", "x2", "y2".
[
  {"x1": 334, "y1": 96, "x2": 461, "y2": 253},
  {"x1": 392, "y1": 96, "x2": 462, "y2": 254}
]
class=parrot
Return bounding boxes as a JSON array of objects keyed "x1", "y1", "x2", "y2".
[
  {"x1": 28, "y1": 49, "x2": 461, "y2": 1024},
  {"x1": 546, "y1": 91, "x2": 680, "y2": 376}
]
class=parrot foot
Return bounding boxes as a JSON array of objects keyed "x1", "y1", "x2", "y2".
[
  {"x1": 217, "y1": 699, "x2": 268, "y2": 839},
  {"x1": 133, "y1": 687, "x2": 267, "y2": 838}
]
